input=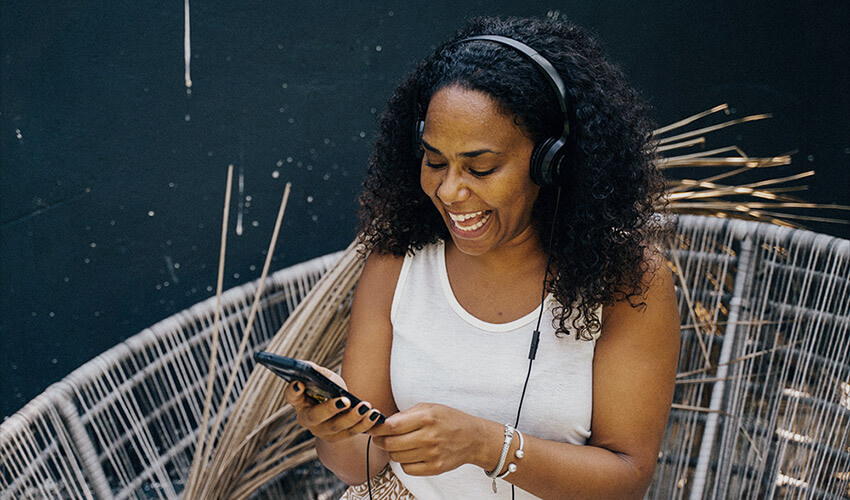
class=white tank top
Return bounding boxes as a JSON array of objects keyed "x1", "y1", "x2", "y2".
[{"x1": 389, "y1": 240, "x2": 600, "y2": 499}]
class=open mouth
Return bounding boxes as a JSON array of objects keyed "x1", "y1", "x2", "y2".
[{"x1": 448, "y1": 210, "x2": 492, "y2": 232}]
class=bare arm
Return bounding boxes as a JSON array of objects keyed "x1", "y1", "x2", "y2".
[
  {"x1": 312, "y1": 250, "x2": 402, "y2": 484},
  {"x1": 370, "y1": 250, "x2": 680, "y2": 498}
]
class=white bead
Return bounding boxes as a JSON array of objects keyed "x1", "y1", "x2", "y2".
[
  {"x1": 508, "y1": 463, "x2": 517, "y2": 473},
  {"x1": 515, "y1": 449, "x2": 524, "y2": 459}
]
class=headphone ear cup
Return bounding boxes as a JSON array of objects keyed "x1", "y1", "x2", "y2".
[{"x1": 530, "y1": 137, "x2": 567, "y2": 187}]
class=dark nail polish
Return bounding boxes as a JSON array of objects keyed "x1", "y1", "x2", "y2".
[
  {"x1": 369, "y1": 412, "x2": 380, "y2": 421},
  {"x1": 358, "y1": 405, "x2": 368, "y2": 415},
  {"x1": 292, "y1": 382, "x2": 302, "y2": 392},
  {"x1": 335, "y1": 399, "x2": 347, "y2": 409}
]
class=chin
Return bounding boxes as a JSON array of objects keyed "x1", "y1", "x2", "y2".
[{"x1": 447, "y1": 233, "x2": 494, "y2": 256}]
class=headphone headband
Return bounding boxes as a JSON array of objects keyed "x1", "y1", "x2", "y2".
[{"x1": 454, "y1": 35, "x2": 569, "y2": 138}]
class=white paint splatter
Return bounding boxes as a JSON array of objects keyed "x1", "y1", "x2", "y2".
[
  {"x1": 15, "y1": 128, "x2": 22, "y2": 140},
  {"x1": 236, "y1": 166, "x2": 244, "y2": 236},
  {"x1": 272, "y1": 170, "x2": 280, "y2": 178},
  {"x1": 184, "y1": 0, "x2": 192, "y2": 89},
  {"x1": 164, "y1": 255, "x2": 180, "y2": 284}
]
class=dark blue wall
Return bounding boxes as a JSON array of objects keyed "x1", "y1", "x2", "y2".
[{"x1": 2, "y1": 1, "x2": 848, "y2": 418}]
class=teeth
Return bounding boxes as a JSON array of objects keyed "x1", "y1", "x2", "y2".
[
  {"x1": 450, "y1": 211, "x2": 491, "y2": 232},
  {"x1": 448, "y1": 210, "x2": 484, "y2": 222}
]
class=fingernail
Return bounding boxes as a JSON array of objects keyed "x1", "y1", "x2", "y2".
[
  {"x1": 357, "y1": 405, "x2": 368, "y2": 415},
  {"x1": 292, "y1": 382, "x2": 302, "y2": 393},
  {"x1": 369, "y1": 411, "x2": 380, "y2": 421},
  {"x1": 335, "y1": 398, "x2": 348, "y2": 410}
]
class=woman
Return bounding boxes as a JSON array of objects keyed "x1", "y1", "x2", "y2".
[{"x1": 284, "y1": 16, "x2": 680, "y2": 499}]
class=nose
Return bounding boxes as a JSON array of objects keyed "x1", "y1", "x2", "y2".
[{"x1": 436, "y1": 166, "x2": 470, "y2": 205}]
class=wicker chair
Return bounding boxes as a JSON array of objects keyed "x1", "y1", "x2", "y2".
[{"x1": 2, "y1": 215, "x2": 848, "y2": 499}]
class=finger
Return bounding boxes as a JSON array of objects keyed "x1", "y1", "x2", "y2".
[
  {"x1": 349, "y1": 408, "x2": 383, "y2": 434},
  {"x1": 399, "y1": 461, "x2": 432, "y2": 477},
  {"x1": 299, "y1": 396, "x2": 351, "y2": 427},
  {"x1": 315, "y1": 403, "x2": 379, "y2": 440},
  {"x1": 367, "y1": 410, "x2": 423, "y2": 437},
  {"x1": 369, "y1": 413, "x2": 408, "y2": 437},
  {"x1": 302, "y1": 360, "x2": 348, "y2": 389},
  {"x1": 370, "y1": 428, "x2": 425, "y2": 453},
  {"x1": 283, "y1": 381, "x2": 312, "y2": 410},
  {"x1": 387, "y1": 447, "x2": 430, "y2": 464}
]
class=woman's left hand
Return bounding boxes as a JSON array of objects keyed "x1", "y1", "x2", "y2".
[{"x1": 367, "y1": 402, "x2": 483, "y2": 476}]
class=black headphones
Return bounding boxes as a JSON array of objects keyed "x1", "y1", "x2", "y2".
[{"x1": 413, "y1": 35, "x2": 572, "y2": 187}]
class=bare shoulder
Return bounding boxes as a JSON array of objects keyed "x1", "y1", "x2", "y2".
[
  {"x1": 595, "y1": 244, "x2": 679, "y2": 378},
  {"x1": 341, "y1": 249, "x2": 404, "y2": 415},
  {"x1": 352, "y1": 249, "x2": 405, "y2": 315},
  {"x1": 589, "y1": 245, "x2": 680, "y2": 486},
  {"x1": 600, "y1": 244, "x2": 677, "y2": 331}
]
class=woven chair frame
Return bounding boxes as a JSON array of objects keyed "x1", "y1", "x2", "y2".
[{"x1": 1, "y1": 215, "x2": 848, "y2": 499}]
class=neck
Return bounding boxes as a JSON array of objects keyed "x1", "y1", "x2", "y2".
[{"x1": 448, "y1": 226, "x2": 548, "y2": 277}]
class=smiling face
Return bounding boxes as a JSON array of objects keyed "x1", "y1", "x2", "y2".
[{"x1": 420, "y1": 85, "x2": 540, "y2": 257}]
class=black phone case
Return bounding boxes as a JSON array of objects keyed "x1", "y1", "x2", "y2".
[{"x1": 253, "y1": 351, "x2": 386, "y2": 424}]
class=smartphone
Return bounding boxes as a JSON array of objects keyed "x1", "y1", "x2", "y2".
[{"x1": 253, "y1": 351, "x2": 386, "y2": 424}]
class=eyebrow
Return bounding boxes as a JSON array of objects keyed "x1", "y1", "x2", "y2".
[{"x1": 421, "y1": 139, "x2": 502, "y2": 158}]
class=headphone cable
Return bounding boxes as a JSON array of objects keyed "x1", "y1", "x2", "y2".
[
  {"x1": 366, "y1": 435, "x2": 374, "y2": 500},
  {"x1": 512, "y1": 186, "x2": 562, "y2": 499},
  {"x1": 516, "y1": 186, "x2": 561, "y2": 425}
]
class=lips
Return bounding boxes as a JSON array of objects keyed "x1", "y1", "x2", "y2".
[{"x1": 447, "y1": 210, "x2": 492, "y2": 232}]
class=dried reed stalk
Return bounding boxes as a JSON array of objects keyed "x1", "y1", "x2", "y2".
[
  {"x1": 184, "y1": 164, "x2": 234, "y2": 498},
  {"x1": 651, "y1": 104, "x2": 850, "y2": 226}
]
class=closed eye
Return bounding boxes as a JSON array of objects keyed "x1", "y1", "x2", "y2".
[
  {"x1": 470, "y1": 167, "x2": 497, "y2": 177},
  {"x1": 424, "y1": 161, "x2": 496, "y2": 177}
]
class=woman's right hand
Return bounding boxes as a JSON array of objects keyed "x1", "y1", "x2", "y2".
[{"x1": 283, "y1": 362, "x2": 383, "y2": 442}]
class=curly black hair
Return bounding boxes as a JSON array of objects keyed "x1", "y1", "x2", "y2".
[{"x1": 358, "y1": 16, "x2": 668, "y2": 339}]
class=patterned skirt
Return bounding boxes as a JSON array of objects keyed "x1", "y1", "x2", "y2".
[{"x1": 339, "y1": 465, "x2": 415, "y2": 500}]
